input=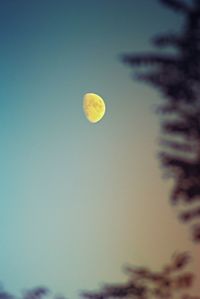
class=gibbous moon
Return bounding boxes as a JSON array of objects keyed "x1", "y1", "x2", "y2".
[{"x1": 83, "y1": 93, "x2": 106, "y2": 123}]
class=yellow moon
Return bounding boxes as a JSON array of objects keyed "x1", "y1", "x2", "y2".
[{"x1": 83, "y1": 93, "x2": 106, "y2": 123}]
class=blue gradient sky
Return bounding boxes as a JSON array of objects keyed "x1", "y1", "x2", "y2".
[{"x1": 0, "y1": 0, "x2": 199, "y2": 298}]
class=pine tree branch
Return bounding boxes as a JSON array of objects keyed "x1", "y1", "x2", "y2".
[
  {"x1": 159, "y1": 0, "x2": 191, "y2": 13},
  {"x1": 122, "y1": 53, "x2": 178, "y2": 66}
]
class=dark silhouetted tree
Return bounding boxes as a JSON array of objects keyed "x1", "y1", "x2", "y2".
[
  {"x1": 81, "y1": 1, "x2": 200, "y2": 299},
  {"x1": 2, "y1": 2, "x2": 200, "y2": 299},
  {"x1": 81, "y1": 252, "x2": 199, "y2": 299},
  {"x1": 123, "y1": 0, "x2": 200, "y2": 242}
]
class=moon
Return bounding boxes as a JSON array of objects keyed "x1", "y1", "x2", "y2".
[{"x1": 83, "y1": 93, "x2": 106, "y2": 123}]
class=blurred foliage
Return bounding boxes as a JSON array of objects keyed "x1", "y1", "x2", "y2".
[
  {"x1": 0, "y1": 287, "x2": 67, "y2": 299},
  {"x1": 82, "y1": 1, "x2": 200, "y2": 299},
  {"x1": 123, "y1": 0, "x2": 200, "y2": 242},
  {"x1": 2, "y1": 1, "x2": 200, "y2": 299},
  {"x1": 81, "y1": 252, "x2": 199, "y2": 299}
]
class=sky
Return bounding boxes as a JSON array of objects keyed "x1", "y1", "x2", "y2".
[{"x1": 0, "y1": 0, "x2": 199, "y2": 298}]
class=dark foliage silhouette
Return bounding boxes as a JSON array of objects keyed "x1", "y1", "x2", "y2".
[
  {"x1": 81, "y1": 252, "x2": 199, "y2": 299},
  {"x1": 0, "y1": 291, "x2": 14, "y2": 299},
  {"x1": 22, "y1": 287, "x2": 49, "y2": 299},
  {"x1": 0, "y1": 287, "x2": 67, "y2": 299},
  {"x1": 123, "y1": 0, "x2": 200, "y2": 242},
  {"x1": 2, "y1": 2, "x2": 200, "y2": 299},
  {"x1": 81, "y1": 1, "x2": 200, "y2": 299}
]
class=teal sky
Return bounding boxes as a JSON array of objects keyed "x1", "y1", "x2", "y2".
[{"x1": 0, "y1": 0, "x2": 199, "y2": 298}]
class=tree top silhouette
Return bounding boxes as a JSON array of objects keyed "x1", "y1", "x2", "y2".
[{"x1": 123, "y1": 0, "x2": 200, "y2": 242}]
